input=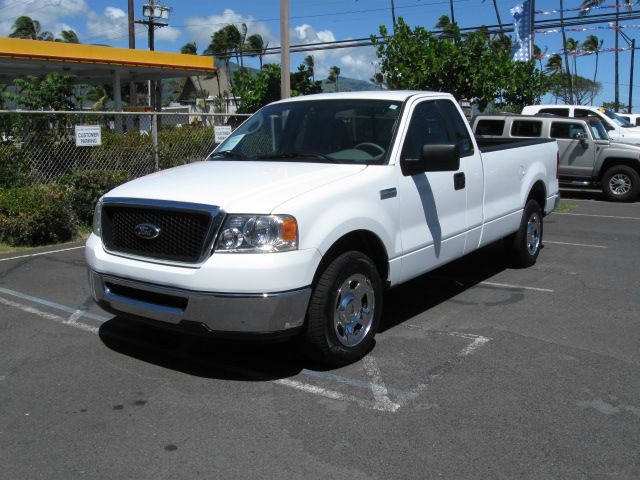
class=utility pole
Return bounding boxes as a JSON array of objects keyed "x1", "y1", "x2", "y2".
[
  {"x1": 449, "y1": 0, "x2": 454, "y2": 26},
  {"x1": 614, "y1": 3, "x2": 619, "y2": 111},
  {"x1": 135, "y1": 1, "x2": 170, "y2": 111},
  {"x1": 128, "y1": 0, "x2": 136, "y2": 106},
  {"x1": 280, "y1": 0, "x2": 290, "y2": 99},
  {"x1": 391, "y1": 0, "x2": 397, "y2": 26}
]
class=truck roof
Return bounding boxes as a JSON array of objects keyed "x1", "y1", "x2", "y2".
[{"x1": 271, "y1": 90, "x2": 450, "y2": 104}]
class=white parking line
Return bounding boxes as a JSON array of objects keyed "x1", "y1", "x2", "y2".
[
  {"x1": 362, "y1": 356, "x2": 401, "y2": 412},
  {"x1": 478, "y1": 281, "x2": 554, "y2": 293},
  {"x1": 544, "y1": 240, "x2": 608, "y2": 249},
  {"x1": 554, "y1": 212, "x2": 640, "y2": 221},
  {"x1": 0, "y1": 296, "x2": 98, "y2": 334},
  {"x1": 0, "y1": 246, "x2": 85, "y2": 263}
]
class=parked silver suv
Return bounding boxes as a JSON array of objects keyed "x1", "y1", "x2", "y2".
[{"x1": 472, "y1": 114, "x2": 640, "y2": 201}]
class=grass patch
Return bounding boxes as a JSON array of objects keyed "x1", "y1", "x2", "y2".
[
  {"x1": 0, "y1": 231, "x2": 90, "y2": 256},
  {"x1": 556, "y1": 202, "x2": 578, "y2": 213}
]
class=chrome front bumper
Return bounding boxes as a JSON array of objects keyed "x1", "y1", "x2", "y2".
[{"x1": 89, "y1": 270, "x2": 311, "y2": 334}]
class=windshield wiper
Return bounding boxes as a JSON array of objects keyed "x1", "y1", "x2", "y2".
[
  {"x1": 252, "y1": 152, "x2": 338, "y2": 162},
  {"x1": 210, "y1": 150, "x2": 245, "y2": 159}
]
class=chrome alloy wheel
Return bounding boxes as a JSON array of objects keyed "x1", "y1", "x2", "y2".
[
  {"x1": 333, "y1": 274, "x2": 375, "y2": 347},
  {"x1": 609, "y1": 173, "x2": 632, "y2": 196},
  {"x1": 526, "y1": 211, "x2": 541, "y2": 256}
]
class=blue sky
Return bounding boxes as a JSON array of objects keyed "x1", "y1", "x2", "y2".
[{"x1": 0, "y1": 0, "x2": 636, "y2": 109}]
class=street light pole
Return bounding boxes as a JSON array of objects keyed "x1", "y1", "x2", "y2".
[{"x1": 280, "y1": 0, "x2": 290, "y2": 99}]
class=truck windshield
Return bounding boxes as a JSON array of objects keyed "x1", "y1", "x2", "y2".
[
  {"x1": 587, "y1": 120, "x2": 610, "y2": 140},
  {"x1": 600, "y1": 108, "x2": 630, "y2": 127},
  {"x1": 208, "y1": 99, "x2": 402, "y2": 165}
]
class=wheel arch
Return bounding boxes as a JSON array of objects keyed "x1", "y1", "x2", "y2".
[
  {"x1": 598, "y1": 158, "x2": 640, "y2": 181},
  {"x1": 312, "y1": 230, "x2": 390, "y2": 288},
  {"x1": 527, "y1": 180, "x2": 547, "y2": 212}
]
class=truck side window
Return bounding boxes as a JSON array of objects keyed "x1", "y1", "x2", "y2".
[
  {"x1": 475, "y1": 119, "x2": 505, "y2": 136},
  {"x1": 436, "y1": 100, "x2": 474, "y2": 157},
  {"x1": 511, "y1": 120, "x2": 542, "y2": 137},
  {"x1": 540, "y1": 108, "x2": 569, "y2": 117},
  {"x1": 550, "y1": 122, "x2": 586, "y2": 139},
  {"x1": 401, "y1": 102, "x2": 450, "y2": 161}
]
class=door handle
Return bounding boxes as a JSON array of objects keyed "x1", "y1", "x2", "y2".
[{"x1": 454, "y1": 172, "x2": 466, "y2": 190}]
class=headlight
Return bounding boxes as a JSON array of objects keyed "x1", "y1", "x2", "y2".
[
  {"x1": 92, "y1": 199, "x2": 103, "y2": 237},
  {"x1": 215, "y1": 215, "x2": 298, "y2": 253}
]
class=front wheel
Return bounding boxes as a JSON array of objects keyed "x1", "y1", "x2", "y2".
[
  {"x1": 303, "y1": 251, "x2": 383, "y2": 367},
  {"x1": 507, "y1": 199, "x2": 543, "y2": 268},
  {"x1": 601, "y1": 165, "x2": 640, "y2": 202}
]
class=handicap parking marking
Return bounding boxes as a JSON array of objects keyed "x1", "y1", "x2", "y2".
[{"x1": 0, "y1": 285, "x2": 491, "y2": 413}]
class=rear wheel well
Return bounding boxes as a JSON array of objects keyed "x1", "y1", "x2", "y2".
[
  {"x1": 599, "y1": 158, "x2": 640, "y2": 181},
  {"x1": 527, "y1": 181, "x2": 546, "y2": 211},
  {"x1": 314, "y1": 231, "x2": 389, "y2": 288}
]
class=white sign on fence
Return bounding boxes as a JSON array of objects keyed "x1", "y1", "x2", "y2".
[
  {"x1": 214, "y1": 125, "x2": 232, "y2": 143},
  {"x1": 75, "y1": 125, "x2": 102, "y2": 147}
]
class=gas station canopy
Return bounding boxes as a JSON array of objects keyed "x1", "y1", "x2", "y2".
[{"x1": 0, "y1": 37, "x2": 216, "y2": 84}]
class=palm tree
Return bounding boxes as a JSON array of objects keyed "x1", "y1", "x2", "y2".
[
  {"x1": 238, "y1": 23, "x2": 248, "y2": 68},
  {"x1": 56, "y1": 30, "x2": 79, "y2": 43},
  {"x1": 482, "y1": 0, "x2": 507, "y2": 47},
  {"x1": 582, "y1": 34, "x2": 603, "y2": 104},
  {"x1": 246, "y1": 34, "x2": 268, "y2": 69},
  {"x1": 533, "y1": 44, "x2": 547, "y2": 71},
  {"x1": 580, "y1": 0, "x2": 632, "y2": 110},
  {"x1": 559, "y1": 0, "x2": 574, "y2": 104},
  {"x1": 435, "y1": 15, "x2": 458, "y2": 40},
  {"x1": 328, "y1": 66, "x2": 341, "y2": 92},
  {"x1": 180, "y1": 42, "x2": 197, "y2": 55},
  {"x1": 565, "y1": 37, "x2": 580, "y2": 85},
  {"x1": 370, "y1": 72, "x2": 384, "y2": 90},
  {"x1": 304, "y1": 55, "x2": 315, "y2": 82},
  {"x1": 9, "y1": 16, "x2": 53, "y2": 41}
]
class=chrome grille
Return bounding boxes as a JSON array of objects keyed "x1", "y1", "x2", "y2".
[{"x1": 101, "y1": 199, "x2": 221, "y2": 264}]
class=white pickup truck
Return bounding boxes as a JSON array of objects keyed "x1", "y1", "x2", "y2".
[{"x1": 86, "y1": 91, "x2": 559, "y2": 366}]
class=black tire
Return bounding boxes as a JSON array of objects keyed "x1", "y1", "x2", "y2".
[
  {"x1": 303, "y1": 251, "x2": 383, "y2": 367},
  {"x1": 601, "y1": 165, "x2": 640, "y2": 202},
  {"x1": 508, "y1": 199, "x2": 543, "y2": 268}
]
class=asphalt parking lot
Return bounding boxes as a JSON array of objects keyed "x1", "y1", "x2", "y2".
[{"x1": 1, "y1": 191, "x2": 639, "y2": 480}]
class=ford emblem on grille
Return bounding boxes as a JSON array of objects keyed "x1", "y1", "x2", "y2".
[{"x1": 134, "y1": 223, "x2": 161, "y2": 240}]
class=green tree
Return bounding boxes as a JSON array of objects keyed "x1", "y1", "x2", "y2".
[
  {"x1": 231, "y1": 62, "x2": 321, "y2": 114},
  {"x1": 56, "y1": 30, "x2": 79, "y2": 43},
  {"x1": 5, "y1": 74, "x2": 76, "y2": 110},
  {"x1": 328, "y1": 66, "x2": 341, "y2": 92},
  {"x1": 548, "y1": 73, "x2": 601, "y2": 105},
  {"x1": 304, "y1": 55, "x2": 315, "y2": 82},
  {"x1": 370, "y1": 72, "x2": 385, "y2": 89},
  {"x1": 602, "y1": 101, "x2": 629, "y2": 110},
  {"x1": 246, "y1": 34, "x2": 268, "y2": 69},
  {"x1": 372, "y1": 17, "x2": 546, "y2": 110},
  {"x1": 582, "y1": 34, "x2": 603, "y2": 104},
  {"x1": 435, "y1": 15, "x2": 458, "y2": 40},
  {"x1": 565, "y1": 37, "x2": 580, "y2": 82},
  {"x1": 545, "y1": 53, "x2": 564, "y2": 75},
  {"x1": 9, "y1": 16, "x2": 53, "y2": 41},
  {"x1": 580, "y1": 0, "x2": 635, "y2": 110},
  {"x1": 180, "y1": 41, "x2": 197, "y2": 55}
]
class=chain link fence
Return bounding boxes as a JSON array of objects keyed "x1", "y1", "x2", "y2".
[{"x1": 0, "y1": 111, "x2": 251, "y2": 188}]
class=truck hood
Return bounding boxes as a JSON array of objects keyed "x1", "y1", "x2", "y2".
[{"x1": 105, "y1": 160, "x2": 367, "y2": 213}]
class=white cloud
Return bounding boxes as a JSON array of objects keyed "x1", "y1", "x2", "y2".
[
  {"x1": 155, "y1": 26, "x2": 182, "y2": 43},
  {"x1": 184, "y1": 9, "x2": 276, "y2": 53},
  {"x1": 291, "y1": 23, "x2": 376, "y2": 82},
  {"x1": 0, "y1": 0, "x2": 88, "y2": 37}
]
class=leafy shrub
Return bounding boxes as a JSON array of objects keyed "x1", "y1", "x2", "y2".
[
  {"x1": 59, "y1": 169, "x2": 129, "y2": 224},
  {"x1": 0, "y1": 185, "x2": 78, "y2": 246},
  {"x1": 0, "y1": 143, "x2": 29, "y2": 188},
  {"x1": 158, "y1": 126, "x2": 216, "y2": 169}
]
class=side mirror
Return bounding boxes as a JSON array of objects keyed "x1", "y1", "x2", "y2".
[
  {"x1": 575, "y1": 132, "x2": 588, "y2": 147},
  {"x1": 401, "y1": 144, "x2": 460, "y2": 176}
]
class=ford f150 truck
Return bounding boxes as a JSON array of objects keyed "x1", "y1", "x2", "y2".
[
  {"x1": 86, "y1": 91, "x2": 559, "y2": 366},
  {"x1": 473, "y1": 114, "x2": 640, "y2": 201}
]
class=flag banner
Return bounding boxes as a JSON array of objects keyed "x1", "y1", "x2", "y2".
[
  {"x1": 533, "y1": 46, "x2": 631, "y2": 59},
  {"x1": 535, "y1": 3, "x2": 631, "y2": 15},
  {"x1": 535, "y1": 23, "x2": 640, "y2": 35},
  {"x1": 511, "y1": 0, "x2": 532, "y2": 62}
]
